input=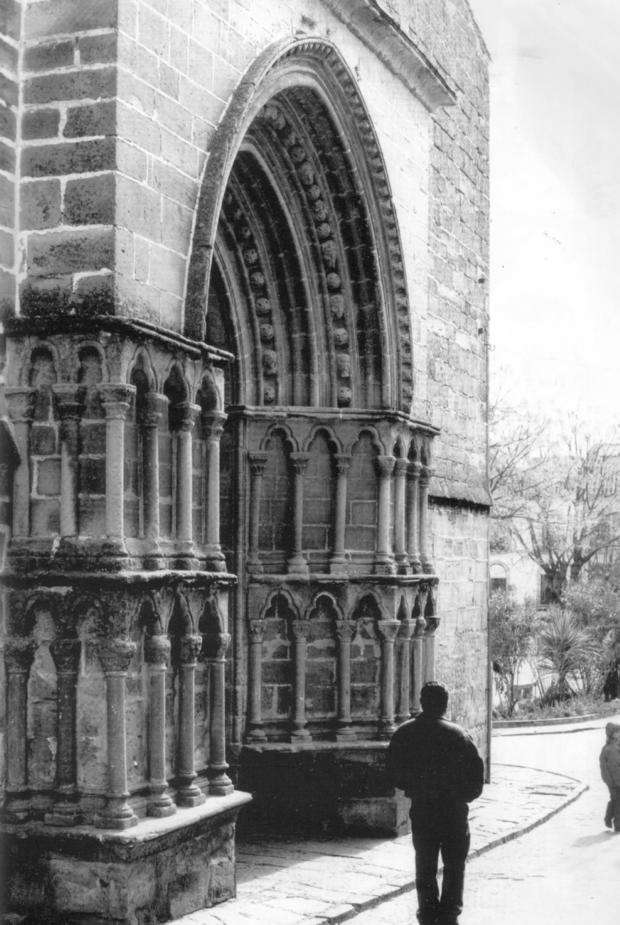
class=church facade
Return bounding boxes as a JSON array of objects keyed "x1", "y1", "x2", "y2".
[{"x1": 0, "y1": 1, "x2": 490, "y2": 920}]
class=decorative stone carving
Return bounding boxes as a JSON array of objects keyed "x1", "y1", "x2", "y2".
[
  {"x1": 290, "y1": 618, "x2": 311, "y2": 740},
  {"x1": 175, "y1": 634, "x2": 206, "y2": 807}
]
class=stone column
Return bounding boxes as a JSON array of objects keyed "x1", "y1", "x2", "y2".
[
  {"x1": 287, "y1": 453, "x2": 310, "y2": 575},
  {"x1": 334, "y1": 619, "x2": 356, "y2": 741},
  {"x1": 5, "y1": 388, "x2": 34, "y2": 538},
  {"x1": 411, "y1": 613, "x2": 427, "y2": 714},
  {"x1": 393, "y1": 458, "x2": 409, "y2": 574},
  {"x1": 145, "y1": 634, "x2": 175, "y2": 818},
  {"x1": 142, "y1": 394, "x2": 165, "y2": 561},
  {"x1": 330, "y1": 454, "x2": 351, "y2": 573},
  {"x1": 246, "y1": 618, "x2": 266, "y2": 742},
  {"x1": 208, "y1": 632, "x2": 234, "y2": 795},
  {"x1": 290, "y1": 618, "x2": 311, "y2": 740},
  {"x1": 102, "y1": 385, "x2": 134, "y2": 555},
  {"x1": 204, "y1": 412, "x2": 227, "y2": 572},
  {"x1": 46, "y1": 638, "x2": 81, "y2": 826},
  {"x1": 407, "y1": 461, "x2": 422, "y2": 573},
  {"x1": 375, "y1": 455, "x2": 396, "y2": 575},
  {"x1": 175, "y1": 402, "x2": 200, "y2": 562},
  {"x1": 175, "y1": 634, "x2": 206, "y2": 806},
  {"x1": 4, "y1": 638, "x2": 35, "y2": 821},
  {"x1": 53, "y1": 386, "x2": 81, "y2": 543},
  {"x1": 97, "y1": 638, "x2": 138, "y2": 829},
  {"x1": 247, "y1": 452, "x2": 268, "y2": 574},
  {"x1": 424, "y1": 616, "x2": 439, "y2": 684},
  {"x1": 377, "y1": 620, "x2": 400, "y2": 738},
  {"x1": 419, "y1": 463, "x2": 433, "y2": 573},
  {"x1": 395, "y1": 619, "x2": 415, "y2": 725}
]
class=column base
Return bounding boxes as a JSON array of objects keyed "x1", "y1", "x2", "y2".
[
  {"x1": 2, "y1": 792, "x2": 30, "y2": 823},
  {"x1": 246, "y1": 726, "x2": 267, "y2": 743},
  {"x1": 374, "y1": 556, "x2": 396, "y2": 576},
  {"x1": 176, "y1": 782, "x2": 206, "y2": 808},
  {"x1": 209, "y1": 771, "x2": 234, "y2": 796},
  {"x1": 395, "y1": 554, "x2": 410, "y2": 575},
  {"x1": 378, "y1": 722, "x2": 396, "y2": 740},
  {"x1": 409, "y1": 557, "x2": 422, "y2": 574},
  {"x1": 147, "y1": 788, "x2": 177, "y2": 818},
  {"x1": 335, "y1": 725, "x2": 357, "y2": 742},
  {"x1": 45, "y1": 797, "x2": 83, "y2": 827},
  {"x1": 204, "y1": 546, "x2": 227, "y2": 572},
  {"x1": 421, "y1": 560, "x2": 434, "y2": 574},
  {"x1": 290, "y1": 727, "x2": 311, "y2": 741},
  {"x1": 329, "y1": 556, "x2": 347, "y2": 574},
  {"x1": 287, "y1": 555, "x2": 309, "y2": 576}
]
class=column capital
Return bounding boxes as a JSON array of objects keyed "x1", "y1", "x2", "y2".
[
  {"x1": 398, "y1": 618, "x2": 415, "y2": 640},
  {"x1": 409, "y1": 460, "x2": 422, "y2": 479},
  {"x1": 174, "y1": 401, "x2": 201, "y2": 432},
  {"x1": 377, "y1": 619, "x2": 401, "y2": 642},
  {"x1": 376, "y1": 454, "x2": 396, "y2": 477},
  {"x1": 5, "y1": 387, "x2": 35, "y2": 422},
  {"x1": 176, "y1": 634, "x2": 203, "y2": 665},
  {"x1": 101, "y1": 384, "x2": 135, "y2": 407},
  {"x1": 334, "y1": 619, "x2": 356, "y2": 642},
  {"x1": 291, "y1": 618, "x2": 311, "y2": 639},
  {"x1": 4, "y1": 637, "x2": 35, "y2": 674},
  {"x1": 419, "y1": 463, "x2": 433, "y2": 484},
  {"x1": 142, "y1": 392, "x2": 167, "y2": 427},
  {"x1": 414, "y1": 615, "x2": 427, "y2": 637},
  {"x1": 289, "y1": 452, "x2": 310, "y2": 474},
  {"x1": 209, "y1": 632, "x2": 231, "y2": 659},
  {"x1": 202, "y1": 410, "x2": 227, "y2": 440},
  {"x1": 248, "y1": 618, "x2": 265, "y2": 643},
  {"x1": 97, "y1": 638, "x2": 136, "y2": 674},
  {"x1": 394, "y1": 458, "x2": 409, "y2": 477},
  {"x1": 334, "y1": 453, "x2": 352, "y2": 474},
  {"x1": 50, "y1": 638, "x2": 81, "y2": 674},
  {"x1": 52, "y1": 383, "x2": 81, "y2": 416},
  {"x1": 145, "y1": 634, "x2": 171, "y2": 666},
  {"x1": 248, "y1": 451, "x2": 269, "y2": 475},
  {"x1": 425, "y1": 616, "x2": 440, "y2": 635}
]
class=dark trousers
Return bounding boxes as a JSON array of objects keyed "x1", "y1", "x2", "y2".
[
  {"x1": 411, "y1": 803, "x2": 470, "y2": 925},
  {"x1": 606, "y1": 787, "x2": 620, "y2": 832}
]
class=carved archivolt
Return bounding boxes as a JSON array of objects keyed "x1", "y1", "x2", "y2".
[{"x1": 185, "y1": 37, "x2": 415, "y2": 413}]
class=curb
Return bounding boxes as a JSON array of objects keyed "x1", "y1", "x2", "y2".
[
  {"x1": 494, "y1": 713, "x2": 598, "y2": 729},
  {"x1": 325, "y1": 767, "x2": 588, "y2": 924}
]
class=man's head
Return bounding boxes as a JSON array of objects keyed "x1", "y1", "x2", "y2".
[{"x1": 420, "y1": 681, "x2": 449, "y2": 718}]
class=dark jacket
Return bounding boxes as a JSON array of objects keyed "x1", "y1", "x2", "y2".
[{"x1": 386, "y1": 713, "x2": 485, "y2": 806}]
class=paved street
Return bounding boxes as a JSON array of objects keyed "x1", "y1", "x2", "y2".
[
  {"x1": 175, "y1": 718, "x2": 611, "y2": 924},
  {"x1": 350, "y1": 716, "x2": 620, "y2": 925}
]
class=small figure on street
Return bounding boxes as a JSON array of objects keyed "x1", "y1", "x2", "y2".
[
  {"x1": 602, "y1": 660, "x2": 619, "y2": 702},
  {"x1": 386, "y1": 682, "x2": 484, "y2": 925},
  {"x1": 599, "y1": 720, "x2": 620, "y2": 832}
]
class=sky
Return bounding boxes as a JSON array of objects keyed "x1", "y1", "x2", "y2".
[{"x1": 467, "y1": 0, "x2": 620, "y2": 437}]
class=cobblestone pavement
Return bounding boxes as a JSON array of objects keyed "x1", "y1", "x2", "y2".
[{"x1": 176, "y1": 755, "x2": 586, "y2": 924}]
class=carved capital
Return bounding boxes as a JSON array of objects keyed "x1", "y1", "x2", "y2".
[
  {"x1": 408, "y1": 460, "x2": 422, "y2": 480},
  {"x1": 376, "y1": 455, "x2": 396, "y2": 478},
  {"x1": 398, "y1": 618, "x2": 415, "y2": 641},
  {"x1": 4, "y1": 637, "x2": 35, "y2": 674},
  {"x1": 419, "y1": 464, "x2": 433, "y2": 485},
  {"x1": 248, "y1": 451, "x2": 269, "y2": 476},
  {"x1": 248, "y1": 619, "x2": 264, "y2": 643},
  {"x1": 414, "y1": 615, "x2": 427, "y2": 637},
  {"x1": 176, "y1": 634, "x2": 203, "y2": 665},
  {"x1": 377, "y1": 619, "x2": 400, "y2": 642},
  {"x1": 97, "y1": 638, "x2": 136, "y2": 674},
  {"x1": 5, "y1": 387, "x2": 35, "y2": 423},
  {"x1": 101, "y1": 384, "x2": 135, "y2": 420},
  {"x1": 145, "y1": 634, "x2": 171, "y2": 666},
  {"x1": 141, "y1": 393, "x2": 167, "y2": 428},
  {"x1": 208, "y1": 632, "x2": 231, "y2": 660},
  {"x1": 175, "y1": 401, "x2": 201, "y2": 432},
  {"x1": 334, "y1": 454, "x2": 352, "y2": 476},
  {"x1": 394, "y1": 458, "x2": 409, "y2": 477},
  {"x1": 50, "y1": 638, "x2": 81, "y2": 674},
  {"x1": 334, "y1": 619, "x2": 356, "y2": 642},
  {"x1": 425, "y1": 617, "x2": 440, "y2": 636},
  {"x1": 203, "y1": 410, "x2": 227, "y2": 441},
  {"x1": 289, "y1": 452, "x2": 310, "y2": 475},
  {"x1": 291, "y1": 619, "x2": 311, "y2": 640}
]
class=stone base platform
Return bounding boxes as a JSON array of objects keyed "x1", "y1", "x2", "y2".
[
  {"x1": 1, "y1": 792, "x2": 251, "y2": 924},
  {"x1": 238, "y1": 742, "x2": 410, "y2": 837}
]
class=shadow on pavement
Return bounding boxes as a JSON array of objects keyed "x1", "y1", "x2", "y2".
[{"x1": 571, "y1": 831, "x2": 616, "y2": 847}]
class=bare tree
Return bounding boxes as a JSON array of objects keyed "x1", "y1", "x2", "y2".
[{"x1": 490, "y1": 409, "x2": 620, "y2": 601}]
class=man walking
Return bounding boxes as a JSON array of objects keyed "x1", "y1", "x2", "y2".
[{"x1": 386, "y1": 682, "x2": 484, "y2": 925}]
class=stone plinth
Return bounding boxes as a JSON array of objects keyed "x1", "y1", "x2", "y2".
[
  {"x1": 238, "y1": 741, "x2": 409, "y2": 837},
  {"x1": 2, "y1": 792, "x2": 251, "y2": 923}
]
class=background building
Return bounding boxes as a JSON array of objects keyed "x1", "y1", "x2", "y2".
[{"x1": 0, "y1": 1, "x2": 490, "y2": 920}]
